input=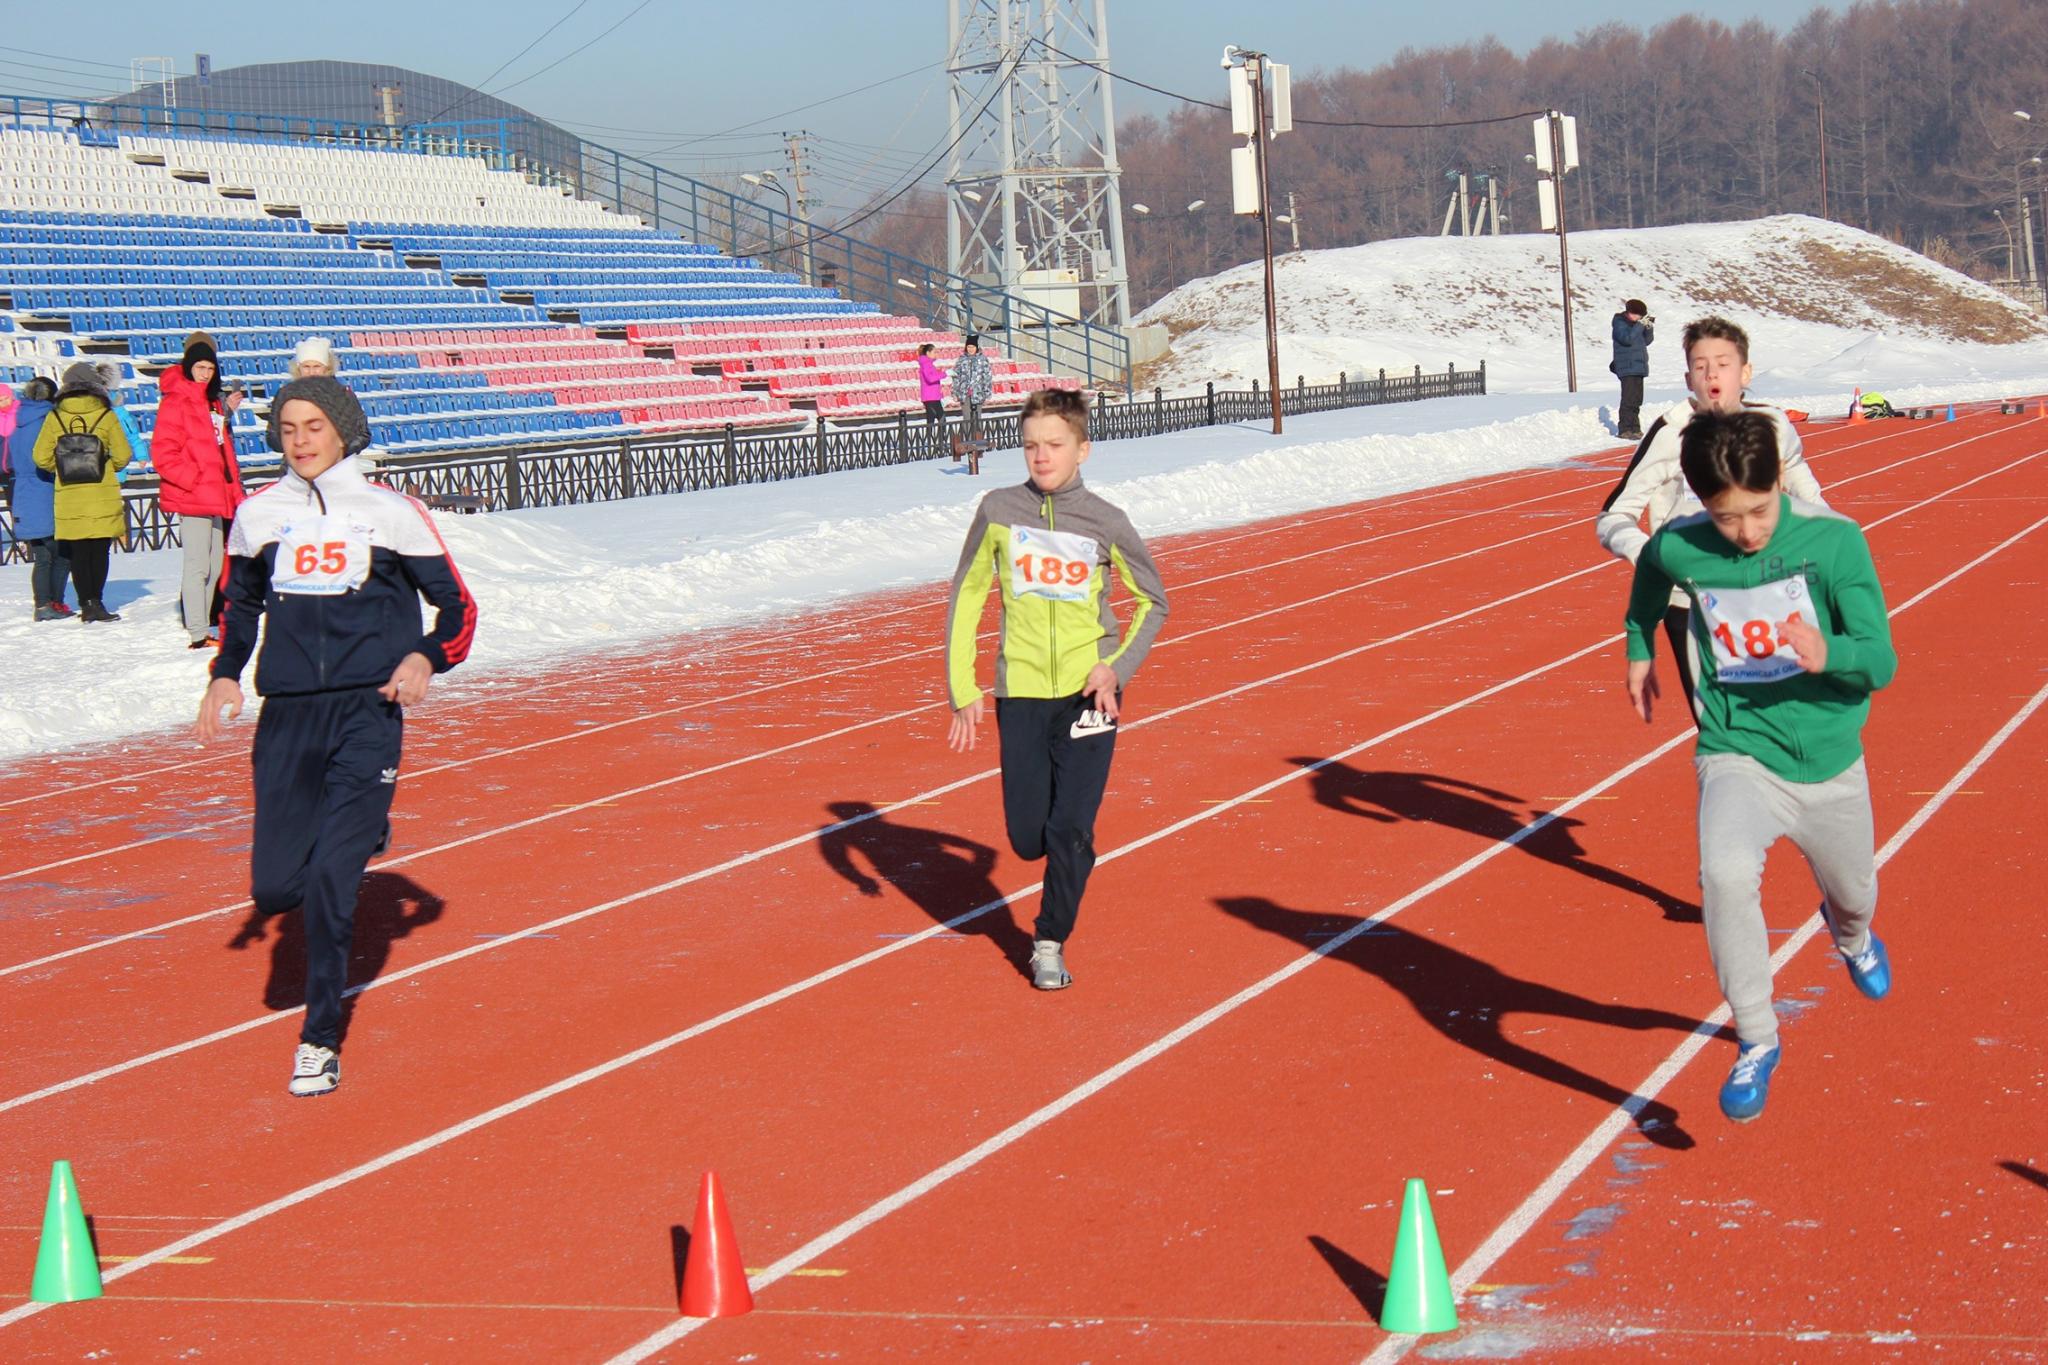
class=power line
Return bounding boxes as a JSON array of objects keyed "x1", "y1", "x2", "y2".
[
  {"x1": 1028, "y1": 36, "x2": 1544, "y2": 130},
  {"x1": 415, "y1": 0, "x2": 594, "y2": 126},
  {"x1": 489, "y1": 0, "x2": 658, "y2": 98},
  {"x1": 637, "y1": 58, "x2": 942, "y2": 159}
]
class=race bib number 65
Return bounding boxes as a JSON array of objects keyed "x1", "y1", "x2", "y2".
[
  {"x1": 274, "y1": 516, "x2": 373, "y2": 596},
  {"x1": 1008, "y1": 525, "x2": 1099, "y2": 602},
  {"x1": 1697, "y1": 578, "x2": 1809, "y2": 684}
]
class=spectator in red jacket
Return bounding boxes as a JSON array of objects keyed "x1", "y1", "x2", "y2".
[{"x1": 154, "y1": 334, "x2": 247, "y2": 648}]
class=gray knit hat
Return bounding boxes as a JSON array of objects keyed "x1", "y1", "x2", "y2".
[
  {"x1": 266, "y1": 376, "x2": 371, "y2": 456},
  {"x1": 58, "y1": 361, "x2": 108, "y2": 398}
]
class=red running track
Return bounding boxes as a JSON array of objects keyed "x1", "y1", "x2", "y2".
[{"x1": 2, "y1": 410, "x2": 2045, "y2": 1361}]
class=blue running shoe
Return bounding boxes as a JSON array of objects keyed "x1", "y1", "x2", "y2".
[
  {"x1": 1719, "y1": 1042, "x2": 1780, "y2": 1123},
  {"x1": 1841, "y1": 934, "x2": 1891, "y2": 999}
]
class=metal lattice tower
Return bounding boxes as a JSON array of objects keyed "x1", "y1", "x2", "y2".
[{"x1": 945, "y1": 0, "x2": 1131, "y2": 328}]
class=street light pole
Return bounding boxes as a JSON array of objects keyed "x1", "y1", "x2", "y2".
[
  {"x1": 1801, "y1": 68, "x2": 1828, "y2": 220},
  {"x1": 1245, "y1": 53, "x2": 1282, "y2": 433},
  {"x1": 1994, "y1": 208, "x2": 2015, "y2": 280},
  {"x1": 740, "y1": 171, "x2": 793, "y2": 269},
  {"x1": 2015, "y1": 114, "x2": 2039, "y2": 286}
]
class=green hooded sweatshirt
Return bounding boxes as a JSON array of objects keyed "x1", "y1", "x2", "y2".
[{"x1": 1625, "y1": 494, "x2": 1897, "y2": 782}]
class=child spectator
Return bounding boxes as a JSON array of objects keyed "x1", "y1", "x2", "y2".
[
  {"x1": 4, "y1": 379, "x2": 73, "y2": 619},
  {"x1": 951, "y1": 335, "x2": 995, "y2": 449},
  {"x1": 917, "y1": 343, "x2": 947, "y2": 453}
]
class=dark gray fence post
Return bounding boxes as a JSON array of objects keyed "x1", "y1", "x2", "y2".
[
  {"x1": 723, "y1": 424, "x2": 737, "y2": 485},
  {"x1": 1205, "y1": 381, "x2": 1217, "y2": 427},
  {"x1": 895, "y1": 411, "x2": 910, "y2": 463},
  {"x1": 1479, "y1": 359, "x2": 1487, "y2": 393},
  {"x1": 617, "y1": 439, "x2": 634, "y2": 501},
  {"x1": 504, "y1": 452, "x2": 523, "y2": 510},
  {"x1": 1153, "y1": 387, "x2": 1164, "y2": 435},
  {"x1": 814, "y1": 417, "x2": 828, "y2": 475}
]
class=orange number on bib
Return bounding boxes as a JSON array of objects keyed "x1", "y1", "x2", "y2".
[
  {"x1": 292, "y1": 542, "x2": 349, "y2": 577},
  {"x1": 1063, "y1": 559, "x2": 1089, "y2": 585}
]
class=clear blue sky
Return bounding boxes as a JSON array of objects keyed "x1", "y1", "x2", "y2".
[{"x1": 0, "y1": 1, "x2": 1837, "y2": 215}]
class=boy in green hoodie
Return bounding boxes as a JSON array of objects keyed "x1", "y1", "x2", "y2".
[{"x1": 1624, "y1": 410, "x2": 1897, "y2": 1123}]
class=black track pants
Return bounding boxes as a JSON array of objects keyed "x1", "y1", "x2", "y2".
[
  {"x1": 996, "y1": 692, "x2": 1118, "y2": 943},
  {"x1": 249, "y1": 687, "x2": 403, "y2": 1049}
]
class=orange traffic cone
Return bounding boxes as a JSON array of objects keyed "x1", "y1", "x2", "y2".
[
  {"x1": 679, "y1": 1171, "x2": 753, "y2": 1318},
  {"x1": 1847, "y1": 399, "x2": 1866, "y2": 424}
]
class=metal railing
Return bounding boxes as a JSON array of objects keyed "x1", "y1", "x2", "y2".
[{"x1": 2, "y1": 364, "x2": 1483, "y2": 559}]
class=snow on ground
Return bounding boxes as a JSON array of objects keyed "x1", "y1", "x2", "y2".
[
  {"x1": 5, "y1": 213, "x2": 2046, "y2": 761},
  {"x1": 1139, "y1": 214, "x2": 2048, "y2": 401}
]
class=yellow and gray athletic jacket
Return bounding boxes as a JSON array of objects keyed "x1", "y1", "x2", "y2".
[{"x1": 945, "y1": 475, "x2": 1169, "y2": 709}]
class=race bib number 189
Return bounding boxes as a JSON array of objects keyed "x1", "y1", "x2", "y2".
[
  {"x1": 1008, "y1": 525, "x2": 1098, "y2": 602},
  {"x1": 1697, "y1": 578, "x2": 1809, "y2": 684},
  {"x1": 273, "y1": 516, "x2": 373, "y2": 596}
]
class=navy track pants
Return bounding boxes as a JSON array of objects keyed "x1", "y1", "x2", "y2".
[
  {"x1": 996, "y1": 692, "x2": 1118, "y2": 944},
  {"x1": 249, "y1": 687, "x2": 403, "y2": 1049}
]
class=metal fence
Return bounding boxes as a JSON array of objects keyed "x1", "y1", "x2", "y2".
[{"x1": 1, "y1": 363, "x2": 1483, "y2": 560}]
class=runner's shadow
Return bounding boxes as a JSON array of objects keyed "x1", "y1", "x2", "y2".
[
  {"x1": 1288, "y1": 758, "x2": 1700, "y2": 923},
  {"x1": 226, "y1": 871, "x2": 446, "y2": 1045},
  {"x1": 1309, "y1": 1234, "x2": 1388, "y2": 1320},
  {"x1": 818, "y1": 800, "x2": 1033, "y2": 981},
  {"x1": 2000, "y1": 1160, "x2": 2048, "y2": 1194},
  {"x1": 1216, "y1": 895, "x2": 1701, "y2": 1150}
]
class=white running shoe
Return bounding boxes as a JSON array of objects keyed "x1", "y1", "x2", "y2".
[
  {"x1": 288, "y1": 1043, "x2": 339, "y2": 1097},
  {"x1": 1030, "y1": 939, "x2": 1072, "y2": 991}
]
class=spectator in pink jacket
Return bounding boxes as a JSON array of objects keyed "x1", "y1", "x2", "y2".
[{"x1": 916, "y1": 343, "x2": 948, "y2": 454}]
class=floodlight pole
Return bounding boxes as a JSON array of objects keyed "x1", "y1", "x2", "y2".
[
  {"x1": 1248, "y1": 54, "x2": 1283, "y2": 433},
  {"x1": 1549, "y1": 111, "x2": 1578, "y2": 394}
]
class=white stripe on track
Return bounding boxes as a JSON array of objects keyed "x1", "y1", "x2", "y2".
[
  {"x1": 1361, "y1": 671, "x2": 2048, "y2": 1365},
  {"x1": 0, "y1": 553, "x2": 1612, "y2": 1109},
  {"x1": 0, "y1": 626, "x2": 1628, "y2": 1337},
  {"x1": 0, "y1": 415, "x2": 1910, "y2": 817},
  {"x1": 609, "y1": 503, "x2": 2048, "y2": 1365},
  {"x1": 0, "y1": 514, "x2": 1594, "y2": 971},
  {"x1": 0, "y1": 425, "x2": 2028, "y2": 1342}
]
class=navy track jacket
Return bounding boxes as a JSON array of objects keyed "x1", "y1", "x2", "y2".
[{"x1": 211, "y1": 456, "x2": 478, "y2": 697}]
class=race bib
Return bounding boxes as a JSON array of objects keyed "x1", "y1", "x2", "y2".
[
  {"x1": 1007, "y1": 525, "x2": 1098, "y2": 602},
  {"x1": 273, "y1": 515, "x2": 373, "y2": 596},
  {"x1": 1697, "y1": 577, "x2": 1810, "y2": 684}
]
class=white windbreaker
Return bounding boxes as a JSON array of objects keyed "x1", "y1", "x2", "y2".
[{"x1": 1595, "y1": 398, "x2": 1824, "y2": 607}]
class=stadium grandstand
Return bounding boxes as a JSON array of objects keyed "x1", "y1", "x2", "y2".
[{"x1": 0, "y1": 73, "x2": 1081, "y2": 468}]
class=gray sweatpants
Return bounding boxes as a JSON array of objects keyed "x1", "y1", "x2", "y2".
[
  {"x1": 1696, "y1": 752, "x2": 1878, "y2": 1050},
  {"x1": 179, "y1": 513, "x2": 226, "y2": 642}
]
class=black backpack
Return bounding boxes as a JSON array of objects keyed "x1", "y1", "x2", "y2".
[{"x1": 52, "y1": 408, "x2": 110, "y2": 487}]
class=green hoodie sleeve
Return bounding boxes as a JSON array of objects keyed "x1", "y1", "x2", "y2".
[
  {"x1": 1820, "y1": 523, "x2": 1896, "y2": 692},
  {"x1": 1624, "y1": 530, "x2": 1677, "y2": 662},
  {"x1": 944, "y1": 501, "x2": 999, "y2": 710}
]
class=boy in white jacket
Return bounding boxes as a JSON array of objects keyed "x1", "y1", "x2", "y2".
[{"x1": 1595, "y1": 316, "x2": 1826, "y2": 709}]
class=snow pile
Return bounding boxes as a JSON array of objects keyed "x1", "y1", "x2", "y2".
[{"x1": 1139, "y1": 214, "x2": 2048, "y2": 399}]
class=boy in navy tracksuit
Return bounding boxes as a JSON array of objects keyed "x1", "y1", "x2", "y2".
[{"x1": 198, "y1": 378, "x2": 476, "y2": 1096}]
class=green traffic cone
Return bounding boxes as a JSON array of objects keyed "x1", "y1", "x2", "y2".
[
  {"x1": 1377, "y1": 1178, "x2": 1455, "y2": 1334},
  {"x1": 29, "y1": 1161, "x2": 102, "y2": 1304}
]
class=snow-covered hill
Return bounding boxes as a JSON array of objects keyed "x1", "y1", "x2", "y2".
[{"x1": 1138, "y1": 214, "x2": 2048, "y2": 397}]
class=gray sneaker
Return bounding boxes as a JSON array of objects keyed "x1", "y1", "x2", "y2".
[
  {"x1": 1030, "y1": 939, "x2": 1072, "y2": 991},
  {"x1": 288, "y1": 1043, "x2": 340, "y2": 1097}
]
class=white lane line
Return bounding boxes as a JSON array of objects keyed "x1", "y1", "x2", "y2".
[
  {"x1": 10, "y1": 432, "x2": 2036, "y2": 1098},
  {"x1": 0, "y1": 511, "x2": 1593, "y2": 972},
  {"x1": 604, "y1": 719, "x2": 1699, "y2": 1361},
  {"x1": 0, "y1": 424, "x2": 2017, "y2": 1339},
  {"x1": 1361, "y1": 673, "x2": 2048, "y2": 1365},
  {"x1": 610, "y1": 497, "x2": 2048, "y2": 1365},
  {"x1": 0, "y1": 619, "x2": 1634, "y2": 1336},
  {"x1": 0, "y1": 417, "x2": 1913, "y2": 818},
  {"x1": 0, "y1": 553, "x2": 1612, "y2": 1109}
]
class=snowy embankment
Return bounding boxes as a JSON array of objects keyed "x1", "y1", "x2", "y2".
[
  {"x1": 1139, "y1": 213, "x2": 2048, "y2": 402},
  {"x1": 7, "y1": 212, "x2": 2047, "y2": 761}
]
